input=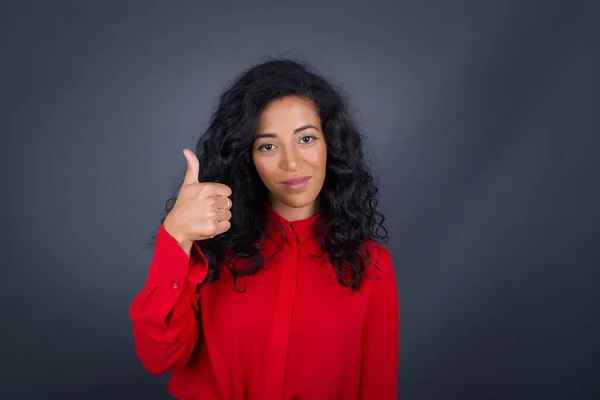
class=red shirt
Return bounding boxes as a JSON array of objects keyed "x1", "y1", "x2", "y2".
[{"x1": 129, "y1": 206, "x2": 399, "y2": 399}]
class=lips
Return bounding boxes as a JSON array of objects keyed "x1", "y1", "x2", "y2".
[{"x1": 283, "y1": 176, "x2": 311, "y2": 185}]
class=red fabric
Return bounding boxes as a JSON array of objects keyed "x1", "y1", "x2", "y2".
[{"x1": 129, "y1": 205, "x2": 399, "y2": 399}]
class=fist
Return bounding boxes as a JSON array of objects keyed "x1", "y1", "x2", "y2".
[{"x1": 163, "y1": 149, "x2": 232, "y2": 248}]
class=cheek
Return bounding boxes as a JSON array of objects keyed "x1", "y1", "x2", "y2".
[
  {"x1": 253, "y1": 157, "x2": 276, "y2": 183},
  {"x1": 309, "y1": 146, "x2": 328, "y2": 172}
]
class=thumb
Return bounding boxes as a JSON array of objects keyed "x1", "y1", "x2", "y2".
[{"x1": 182, "y1": 149, "x2": 200, "y2": 185}]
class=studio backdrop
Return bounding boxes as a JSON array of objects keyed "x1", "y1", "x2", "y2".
[{"x1": 2, "y1": 0, "x2": 599, "y2": 399}]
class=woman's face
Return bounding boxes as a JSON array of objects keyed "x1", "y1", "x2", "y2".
[{"x1": 252, "y1": 96, "x2": 327, "y2": 221}]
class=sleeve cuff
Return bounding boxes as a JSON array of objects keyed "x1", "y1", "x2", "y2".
[{"x1": 147, "y1": 224, "x2": 209, "y2": 289}]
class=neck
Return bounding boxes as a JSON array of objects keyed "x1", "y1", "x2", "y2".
[{"x1": 268, "y1": 197, "x2": 319, "y2": 222}]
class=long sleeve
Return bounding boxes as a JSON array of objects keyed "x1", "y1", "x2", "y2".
[
  {"x1": 359, "y1": 246, "x2": 400, "y2": 399},
  {"x1": 129, "y1": 223, "x2": 209, "y2": 375}
]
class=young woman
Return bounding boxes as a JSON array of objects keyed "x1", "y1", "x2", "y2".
[{"x1": 129, "y1": 59, "x2": 399, "y2": 399}]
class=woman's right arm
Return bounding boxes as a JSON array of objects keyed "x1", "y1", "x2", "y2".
[
  {"x1": 129, "y1": 223, "x2": 209, "y2": 376},
  {"x1": 130, "y1": 148, "x2": 232, "y2": 374}
]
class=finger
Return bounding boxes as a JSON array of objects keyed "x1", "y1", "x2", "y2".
[
  {"x1": 204, "y1": 183, "x2": 232, "y2": 198},
  {"x1": 217, "y1": 196, "x2": 232, "y2": 210},
  {"x1": 207, "y1": 195, "x2": 230, "y2": 211},
  {"x1": 215, "y1": 209, "x2": 232, "y2": 222},
  {"x1": 213, "y1": 220, "x2": 231, "y2": 236},
  {"x1": 182, "y1": 149, "x2": 200, "y2": 185}
]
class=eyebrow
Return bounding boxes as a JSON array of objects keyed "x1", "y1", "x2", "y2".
[{"x1": 255, "y1": 125, "x2": 320, "y2": 139}]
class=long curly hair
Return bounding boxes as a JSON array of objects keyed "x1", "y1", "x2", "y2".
[{"x1": 148, "y1": 58, "x2": 388, "y2": 292}]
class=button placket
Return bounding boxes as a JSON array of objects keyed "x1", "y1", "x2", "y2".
[
  {"x1": 286, "y1": 224, "x2": 299, "y2": 243},
  {"x1": 265, "y1": 220, "x2": 300, "y2": 398}
]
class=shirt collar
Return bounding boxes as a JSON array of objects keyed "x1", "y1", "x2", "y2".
[{"x1": 265, "y1": 203, "x2": 322, "y2": 244}]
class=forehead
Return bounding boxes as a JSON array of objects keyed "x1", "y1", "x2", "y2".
[{"x1": 257, "y1": 96, "x2": 321, "y2": 130}]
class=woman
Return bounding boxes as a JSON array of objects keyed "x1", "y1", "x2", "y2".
[{"x1": 129, "y1": 59, "x2": 399, "y2": 399}]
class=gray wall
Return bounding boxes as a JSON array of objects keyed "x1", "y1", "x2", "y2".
[{"x1": 2, "y1": 0, "x2": 599, "y2": 399}]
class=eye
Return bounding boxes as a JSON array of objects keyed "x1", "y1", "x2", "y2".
[
  {"x1": 300, "y1": 135, "x2": 316, "y2": 144},
  {"x1": 257, "y1": 143, "x2": 276, "y2": 152}
]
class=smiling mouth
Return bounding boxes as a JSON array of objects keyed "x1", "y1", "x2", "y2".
[
  {"x1": 282, "y1": 176, "x2": 311, "y2": 190},
  {"x1": 283, "y1": 176, "x2": 311, "y2": 185}
]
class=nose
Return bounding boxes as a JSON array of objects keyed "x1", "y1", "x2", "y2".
[{"x1": 280, "y1": 145, "x2": 299, "y2": 171}]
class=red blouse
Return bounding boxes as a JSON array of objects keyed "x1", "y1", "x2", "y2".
[{"x1": 129, "y1": 205, "x2": 399, "y2": 399}]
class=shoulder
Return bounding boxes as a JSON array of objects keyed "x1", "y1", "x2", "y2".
[{"x1": 362, "y1": 239, "x2": 394, "y2": 280}]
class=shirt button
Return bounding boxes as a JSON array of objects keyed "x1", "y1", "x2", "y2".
[
  {"x1": 172, "y1": 283, "x2": 180, "y2": 290},
  {"x1": 288, "y1": 225, "x2": 293, "y2": 230}
]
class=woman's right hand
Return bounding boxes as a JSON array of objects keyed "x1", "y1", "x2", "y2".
[{"x1": 163, "y1": 149, "x2": 232, "y2": 254}]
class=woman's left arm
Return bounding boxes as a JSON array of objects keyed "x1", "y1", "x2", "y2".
[{"x1": 359, "y1": 246, "x2": 400, "y2": 399}]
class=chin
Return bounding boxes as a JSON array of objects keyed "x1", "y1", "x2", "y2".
[
  {"x1": 282, "y1": 196, "x2": 315, "y2": 208},
  {"x1": 274, "y1": 191, "x2": 319, "y2": 209}
]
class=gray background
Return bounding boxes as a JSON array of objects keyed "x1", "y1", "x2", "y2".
[{"x1": 2, "y1": 0, "x2": 599, "y2": 399}]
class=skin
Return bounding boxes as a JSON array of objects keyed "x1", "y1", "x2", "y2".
[{"x1": 252, "y1": 96, "x2": 328, "y2": 222}]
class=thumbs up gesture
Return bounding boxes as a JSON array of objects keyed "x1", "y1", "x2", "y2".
[{"x1": 163, "y1": 149, "x2": 232, "y2": 255}]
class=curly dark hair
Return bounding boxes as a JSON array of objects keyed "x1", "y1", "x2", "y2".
[{"x1": 148, "y1": 58, "x2": 388, "y2": 292}]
